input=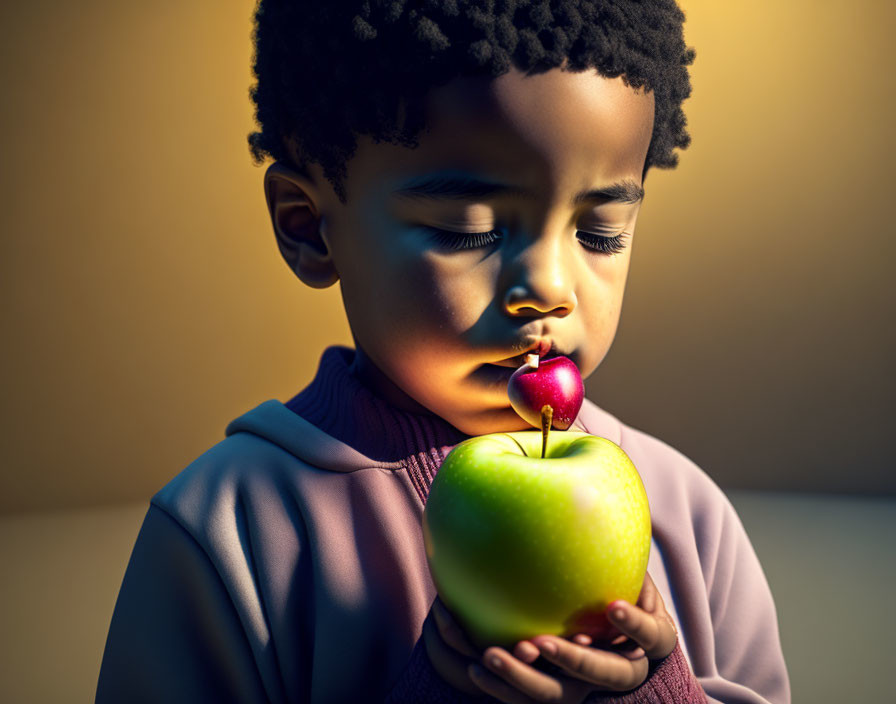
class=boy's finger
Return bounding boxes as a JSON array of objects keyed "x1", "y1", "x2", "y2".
[
  {"x1": 468, "y1": 663, "x2": 532, "y2": 704},
  {"x1": 432, "y1": 597, "x2": 479, "y2": 658},
  {"x1": 607, "y1": 601, "x2": 677, "y2": 660},
  {"x1": 512, "y1": 640, "x2": 541, "y2": 664},
  {"x1": 529, "y1": 637, "x2": 649, "y2": 691},
  {"x1": 421, "y1": 611, "x2": 483, "y2": 697},
  {"x1": 470, "y1": 647, "x2": 567, "y2": 704},
  {"x1": 637, "y1": 572, "x2": 657, "y2": 613}
]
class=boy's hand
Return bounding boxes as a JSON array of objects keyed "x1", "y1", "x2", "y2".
[
  {"x1": 464, "y1": 572, "x2": 679, "y2": 703},
  {"x1": 422, "y1": 595, "x2": 488, "y2": 697}
]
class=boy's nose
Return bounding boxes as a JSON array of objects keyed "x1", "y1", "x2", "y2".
[
  {"x1": 501, "y1": 230, "x2": 577, "y2": 318},
  {"x1": 503, "y1": 285, "x2": 576, "y2": 318},
  {"x1": 502, "y1": 245, "x2": 577, "y2": 319}
]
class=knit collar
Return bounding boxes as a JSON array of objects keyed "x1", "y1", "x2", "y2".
[{"x1": 285, "y1": 346, "x2": 470, "y2": 465}]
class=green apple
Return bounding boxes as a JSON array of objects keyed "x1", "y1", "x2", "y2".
[{"x1": 423, "y1": 430, "x2": 651, "y2": 650}]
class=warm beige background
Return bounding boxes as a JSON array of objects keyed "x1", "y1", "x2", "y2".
[{"x1": 2, "y1": 0, "x2": 894, "y2": 514}]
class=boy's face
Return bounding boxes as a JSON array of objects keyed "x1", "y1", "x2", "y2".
[{"x1": 275, "y1": 67, "x2": 655, "y2": 436}]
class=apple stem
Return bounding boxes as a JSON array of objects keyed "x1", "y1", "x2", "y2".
[{"x1": 541, "y1": 405, "x2": 553, "y2": 458}]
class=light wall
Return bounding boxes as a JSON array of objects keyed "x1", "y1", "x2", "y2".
[{"x1": 1, "y1": 0, "x2": 893, "y2": 513}]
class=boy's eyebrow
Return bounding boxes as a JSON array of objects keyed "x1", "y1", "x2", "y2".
[{"x1": 392, "y1": 172, "x2": 644, "y2": 205}]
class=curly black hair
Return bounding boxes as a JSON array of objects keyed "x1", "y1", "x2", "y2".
[{"x1": 248, "y1": 0, "x2": 696, "y2": 203}]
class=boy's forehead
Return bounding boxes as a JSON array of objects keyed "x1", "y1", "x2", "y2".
[
  {"x1": 346, "y1": 67, "x2": 655, "y2": 204},
  {"x1": 427, "y1": 68, "x2": 654, "y2": 152}
]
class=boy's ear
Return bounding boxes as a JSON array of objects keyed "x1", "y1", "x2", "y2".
[{"x1": 264, "y1": 161, "x2": 339, "y2": 288}]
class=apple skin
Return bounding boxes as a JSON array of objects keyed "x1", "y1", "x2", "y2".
[
  {"x1": 508, "y1": 356, "x2": 584, "y2": 430},
  {"x1": 423, "y1": 430, "x2": 651, "y2": 650}
]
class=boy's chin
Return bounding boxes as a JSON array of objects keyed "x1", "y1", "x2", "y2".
[{"x1": 447, "y1": 406, "x2": 535, "y2": 437}]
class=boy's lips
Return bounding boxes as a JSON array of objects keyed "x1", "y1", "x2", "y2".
[
  {"x1": 489, "y1": 340, "x2": 564, "y2": 369},
  {"x1": 475, "y1": 342, "x2": 573, "y2": 394}
]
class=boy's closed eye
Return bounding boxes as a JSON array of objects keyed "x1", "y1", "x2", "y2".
[
  {"x1": 395, "y1": 174, "x2": 641, "y2": 255},
  {"x1": 423, "y1": 225, "x2": 631, "y2": 255}
]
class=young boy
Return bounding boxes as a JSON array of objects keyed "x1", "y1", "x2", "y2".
[{"x1": 97, "y1": 2, "x2": 790, "y2": 702}]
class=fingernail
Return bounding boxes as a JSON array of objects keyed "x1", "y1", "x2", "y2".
[
  {"x1": 488, "y1": 655, "x2": 503, "y2": 670},
  {"x1": 612, "y1": 607, "x2": 626, "y2": 622},
  {"x1": 539, "y1": 641, "x2": 557, "y2": 655},
  {"x1": 515, "y1": 640, "x2": 540, "y2": 663}
]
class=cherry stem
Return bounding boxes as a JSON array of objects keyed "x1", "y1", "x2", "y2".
[{"x1": 541, "y1": 405, "x2": 553, "y2": 459}]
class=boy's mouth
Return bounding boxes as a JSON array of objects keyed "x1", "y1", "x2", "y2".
[
  {"x1": 490, "y1": 340, "x2": 561, "y2": 369},
  {"x1": 475, "y1": 341, "x2": 573, "y2": 393}
]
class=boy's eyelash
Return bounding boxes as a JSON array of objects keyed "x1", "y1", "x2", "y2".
[
  {"x1": 575, "y1": 230, "x2": 630, "y2": 255},
  {"x1": 428, "y1": 228, "x2": 504, "y2": 250},
  {"x1": 426, "y1": 227, "x2": 630, "y2": 254}
]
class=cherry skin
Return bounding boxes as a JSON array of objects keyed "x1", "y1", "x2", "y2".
[{"x1": 508, "y1": 356, "x2": 584, "y2": 430}]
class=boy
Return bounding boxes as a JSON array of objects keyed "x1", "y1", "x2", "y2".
[{"x1": 97, "y1": 1, "x2": 790, "y2": 702}]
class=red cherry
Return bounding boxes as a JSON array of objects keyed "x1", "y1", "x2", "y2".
[{"x1": 508, "y1": 356, "x2": 584, "y2": 430}]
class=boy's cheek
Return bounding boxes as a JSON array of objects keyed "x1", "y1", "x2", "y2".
[{"x1": 417, "y1": 252, "x2": 500, "y2": 321}]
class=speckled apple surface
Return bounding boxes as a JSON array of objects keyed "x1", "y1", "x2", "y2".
[{"x1": 423, "y1": 430, "x2": 651, "y2": 649}]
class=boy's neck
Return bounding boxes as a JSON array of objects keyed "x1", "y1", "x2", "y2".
[
  {"x1": 284, "y1": 346, "x2": 469, "y2": 476},
  {"x1": 348, "y1": 343, "x2": 436, "y2": 418}
]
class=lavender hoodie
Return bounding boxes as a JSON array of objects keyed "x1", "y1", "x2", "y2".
[{"x1": 96, "y1": 347, "x2": 789, "y2": 703}]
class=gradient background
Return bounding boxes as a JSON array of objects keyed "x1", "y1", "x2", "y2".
[{"x1": 1, "y1": 0, "x2": 894, "y2": 701}]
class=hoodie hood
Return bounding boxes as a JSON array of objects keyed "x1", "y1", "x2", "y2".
[{"x1": 224, "y1": 399, "x2": 401, "y2": 473}]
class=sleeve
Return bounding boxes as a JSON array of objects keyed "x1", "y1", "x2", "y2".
[
  {"x1": 583, "y1": 643, "x2": 707, "y2": 703},
  {"x1": 95, "y1": 504, "x2": 272, "y2": 704},
  {"x1": 696, "y1": 495, "x2": 791, "y2": 704}
]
